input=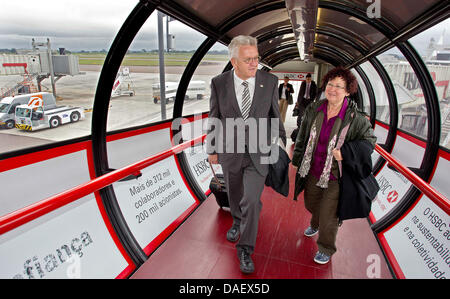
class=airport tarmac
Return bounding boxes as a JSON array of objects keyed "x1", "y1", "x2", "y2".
[{"x1": 0, "y1": 63, "x2": 223, "y2": 153}]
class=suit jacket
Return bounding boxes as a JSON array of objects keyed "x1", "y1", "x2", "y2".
[
  {"x1": 297, "y1": 80, "x2": 317, "y2": 109},
  {"x1": 278, "y1": 83, "x2": 294, "y2": 104},
  {"x1": 207, "y1": 69, "x2": 286, "y2": 176}
]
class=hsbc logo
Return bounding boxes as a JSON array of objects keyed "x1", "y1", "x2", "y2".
[{"x1": 386, "y1": 190, "x2": 399, "y2": 203}]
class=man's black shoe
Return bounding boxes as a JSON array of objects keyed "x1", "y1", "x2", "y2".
[
  {"x1": 238, "y1": 249, "x2": 255, "y2": 274},
  {"x1": 226, "y1": 225, "x2": 240, "y2": 242}
]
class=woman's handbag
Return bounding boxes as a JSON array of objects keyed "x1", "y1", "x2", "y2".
[
  {"x1": 292, "y1": 106, "x2": 300, "y2": 116},
  {"x1": 288, "y1": 94, "x2": 293, "y2": 105}
]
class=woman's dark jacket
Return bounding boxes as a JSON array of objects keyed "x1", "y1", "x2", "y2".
[
  {"x1": 338, "y1": 139, "x2": 379, "y2": 221},
  {"x1": 292, "y1": 98, "x2": 376, "y2": 180}
]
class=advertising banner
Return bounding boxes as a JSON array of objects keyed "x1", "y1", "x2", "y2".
[
  {"x1": 0, "y1": 198, "x2": 129, "y2": 279},
  {"x1": 183, "y1": 143, "x2": 222, "y2": 194},
  {"x1": 382, "y1": 196, "x2": 450, "y2": 279},
  {"x1": 271, "y1": 71, "x2": 313, "y2": 81},
  {"x1": 372, "y1": 165, "x2": 413, "y2": 221},
  {"x1": 113, "y1": 156, "x2": 197, "y2": 252}
]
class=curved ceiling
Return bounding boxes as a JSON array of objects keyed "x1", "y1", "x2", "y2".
[{"x1": 151, "y1": 0, "x2": 446, "y2": 68}]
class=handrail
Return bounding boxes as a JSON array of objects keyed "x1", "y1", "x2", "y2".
[
  {"x1": 375, "y1": 144, "x2": 450, "y2": 214},
  {"x1": 0, "y1": 134, "x2": 206, "y2": 235},
  {"x1": 2, "y1": 136, "x2": 447, "y2": 235}
]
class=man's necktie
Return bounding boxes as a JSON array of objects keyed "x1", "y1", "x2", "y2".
[
  {"x1": 305, "y1": 83, "x2": 310, "y2": 99},
  {"x1": 241, "y1": 81, "x2": 251, "y2": 120}
]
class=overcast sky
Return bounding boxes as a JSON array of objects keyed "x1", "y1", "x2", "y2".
[
  {"x1": 0, "y1": 1, "x2": 448, "y2": 54},
  {"x1": 0, "y1": 0, "x2": 214, "y2": 52}
]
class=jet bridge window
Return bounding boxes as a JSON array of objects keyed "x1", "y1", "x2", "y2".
[
  {"x1": 409, "y1": 19, "x2": 450, "y2": 149},
  {"x1": 377, "y1": 52, "x2": 427, "y2": 140},
  {"x1": 359, "y1": 61, "x2": 390, "y2": 124}
]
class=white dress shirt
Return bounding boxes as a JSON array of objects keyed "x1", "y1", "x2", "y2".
[
  {"x1": 281, "y1": 85, "x2": 287, "y2": 99},
  {"x1": 233, "y1": 71, "x2": 255, "y2": 113}
]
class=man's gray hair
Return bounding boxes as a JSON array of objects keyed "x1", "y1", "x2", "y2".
[{"x1": 228, "y1": 35, "x2": 258, "y2": 60}]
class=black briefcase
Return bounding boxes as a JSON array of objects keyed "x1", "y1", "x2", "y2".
[{"x1": 209, "y1": 163, "x2": 229, "y2": 209}]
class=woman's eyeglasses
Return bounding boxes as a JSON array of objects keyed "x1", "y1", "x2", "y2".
[{"x1": 326, "y1": 83, "x2": 346, "y2": 90}]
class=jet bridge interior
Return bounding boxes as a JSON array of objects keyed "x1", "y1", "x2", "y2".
[{"x1": 0, "y1": 0, "x2": 449, "y2": 281}]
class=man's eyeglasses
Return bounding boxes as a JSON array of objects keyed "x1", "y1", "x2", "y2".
[
  {"x1": 326, "y1": 83, "x2": 346, "y2": 90},
  {"x1": 242, "y1": 56, "x2": 261, "y2": 64}
]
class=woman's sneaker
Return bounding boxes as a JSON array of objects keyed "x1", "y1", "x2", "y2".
[
  {"x1": 304, "y1": 226, "x2": 318, "y2": 237},
  {"x1": 314, "y1": 251, "x2": 331, "y2": 264}
]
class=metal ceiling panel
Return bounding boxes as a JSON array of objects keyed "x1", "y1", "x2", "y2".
[
  {"x1": 350, "y1": 0, "x2": 440, "y2": 29},
  {"x1": 317, "y1": 7, "x2": 385, "y2": 45},
  {"x1": 258, "y1": 33, "x2": 295, "y2": 56},
  {"x1": 315, "y1": 24, "x2": 370, "y2": 52},
  {"x1": 164, "y1": 0, "x2": 445, "y2": 69},
  {"x1": 172, "y1": 0, "x2": 260, "y2": 27},
  {"x1": 265, "y1": 47, "x2": 299, "y2": 65},
  {"x1": 315, "y1": 33, "x2": 363, "y2": 60},
  {"x1": 226, "y1": 8, "x2": 290, "y2": 38},
  {"x1": 315, "y1": 41, "x2": 354, "y2": 63}
]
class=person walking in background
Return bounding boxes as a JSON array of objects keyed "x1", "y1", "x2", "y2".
[
  {"x1": 291, "y1": 67, "x2": 376, "y2": 265},
  {"x1": 206, "y1": 35, "x2": 286, "y2": 274},
  {"x1": 296, "y1": 73, "x2": 317, "y2": 127},
  {"x1": 278, "y1": 76, "x2": 294, "y2": 123}
]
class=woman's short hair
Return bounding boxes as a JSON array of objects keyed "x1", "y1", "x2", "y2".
[
  {"x1": 228, "y1": 35, "x2": 258, "y2": 60},
  {"x1": 322, "y1": 66, "x2": 358, "y2": 94}
]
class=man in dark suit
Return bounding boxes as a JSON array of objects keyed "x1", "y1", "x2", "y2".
[
  {"x1": 296, "y1": 73, "x2": 317, "y2": 127},
  {"x1": 278, "y1": 76, "x2": 294, "y2": 123},
  {"x1": 206, "y1": 35, "x2": 286, "y2": 274}
]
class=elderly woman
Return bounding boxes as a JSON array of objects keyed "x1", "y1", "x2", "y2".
[{"x1": 292, "y1": 66, "x2": 376, "y2": 264}]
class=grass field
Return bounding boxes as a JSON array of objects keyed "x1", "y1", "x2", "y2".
[{"x1": 75, "y1": 52, "x2": 228, "y2": 66}]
